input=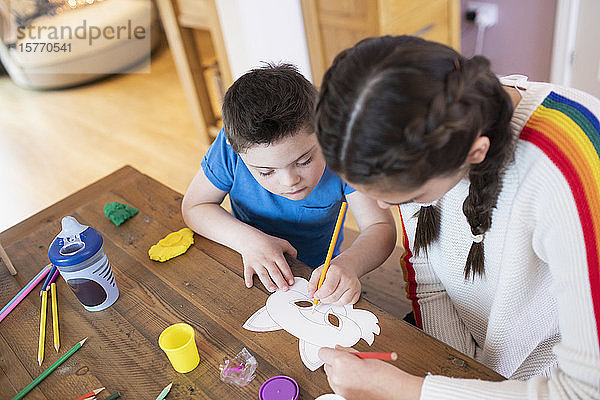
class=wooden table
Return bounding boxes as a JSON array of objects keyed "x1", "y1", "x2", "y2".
[{"x1": 0, "y1": 166, "x2": 503, "y2": 399}]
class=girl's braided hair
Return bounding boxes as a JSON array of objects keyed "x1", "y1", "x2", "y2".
[{"x1": 316, "y1": 36, "x2": 514, "y2": 279}]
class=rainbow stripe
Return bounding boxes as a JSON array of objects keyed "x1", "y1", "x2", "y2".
[
  {"x1": 398, "y1": 208, "x2": 422, "y2": 329},
  {"x1": 520, "y1": 91, "x2": 600, "y2": 336}
]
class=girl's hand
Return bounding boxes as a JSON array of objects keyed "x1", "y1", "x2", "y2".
[
  {"x1": 307, "y1": 262, "x2": 361, "y2": 305},
  {"x1": 240, "y1": 232, "x2": 297, "y2": 292},
  {"x1": 318, "y1": 346, "x2": 424, "y2": 400}
]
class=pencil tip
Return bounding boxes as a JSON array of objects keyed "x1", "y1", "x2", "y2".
[
  {"x1": 55, "y1": 344, "x2": 60, "y2": 352},
  {"x1": 166, "y1": 382, "x2": 173, "y2": 390},
  {"x1": 95, "y1": 387, "x2": 106, "y2": 394},
  {"x1": 38, "y1": 358, "x2": 42, "y2": 366},
  {"x1": 80, "y1": 337, "x2": 88, "y2": 345},
  {"x1": 391, "y1": 352, "x2": 398, "y2": 361}
]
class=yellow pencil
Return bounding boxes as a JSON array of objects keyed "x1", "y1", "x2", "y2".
[
  {"x1": 38, "y1": 290, "x2": 48, "y2": 366},
  {"x1": 50, "y1": 283, "x2": 60, "y2": 352},
  {"x1": 312, "y1": 202, "x2": 347, "y2": 311}
]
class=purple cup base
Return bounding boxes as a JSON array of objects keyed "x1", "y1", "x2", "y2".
[{"x1": 259, "y1": 375, "x2": 299, "y2": 400}]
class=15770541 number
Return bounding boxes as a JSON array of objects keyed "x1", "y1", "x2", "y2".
[{"x1": 18, "y1": 42, "x2": 72, "y2": 53}]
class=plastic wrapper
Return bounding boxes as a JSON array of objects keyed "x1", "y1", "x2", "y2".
[{"x1": 219, "y1": 347, "x2": 257, "y2": 386}]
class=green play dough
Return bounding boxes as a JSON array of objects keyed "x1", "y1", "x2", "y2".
[{"x1": 104, "y1": 202, "x2": 139, "y2": 226}]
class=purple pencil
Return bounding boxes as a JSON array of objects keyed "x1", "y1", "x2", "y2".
[
  {"x1": 0, "y1": 264, "x2": 51, "y2": 323},
  {"x1": 47, "y1": 268, "x2": 60, "y2": 286},
  {"x1": 40, "y1": 265, "x2": 57, "y2": 295}
]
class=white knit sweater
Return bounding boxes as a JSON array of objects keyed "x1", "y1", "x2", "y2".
[{"x1": 399, "y1": 80, "x2": 600, "y2": 399}]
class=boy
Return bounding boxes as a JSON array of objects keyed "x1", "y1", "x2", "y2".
[{"x1": 182, "y1": 64, "x2": 395, "y2": 304}]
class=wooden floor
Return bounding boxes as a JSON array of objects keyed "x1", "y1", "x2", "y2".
[
  {"x1": 0, "y1": 46, "x2": 201, "y2": 232},
  {"x1": 0, "y1": 47, "x2": 412, "y2": 319}
]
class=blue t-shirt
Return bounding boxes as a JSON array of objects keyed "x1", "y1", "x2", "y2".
[{"x1": 201, "y1": 129, "x2": 355, "y2": 268}]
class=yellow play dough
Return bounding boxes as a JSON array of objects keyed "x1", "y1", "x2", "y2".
[{"x1": 149, "y1": 228, "x2": 194, "y2": 262}]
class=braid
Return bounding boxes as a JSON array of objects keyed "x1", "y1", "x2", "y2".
[
  {"x1": 315, "y1": 36, "x2": 514, "y2": 279},
  {"x1": 413, "y1": 205, "x2": 441, "y2": 257},
  {"x1": 408, "y1": 56, "x2": 514, "y2": 275},
  {"x1": 411, "y1": 57, "x2": 479, "y2": 257},
  {"x1": 463, "y1": 166, "x2": 495, "y2": 279},
  {"x1": 459, "y1": 57, "x2": 515, "y2": 279}
]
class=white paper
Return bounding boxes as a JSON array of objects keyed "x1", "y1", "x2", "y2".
[{"x1": 243, "y1": 277, "x2": 380, "y2": 370}]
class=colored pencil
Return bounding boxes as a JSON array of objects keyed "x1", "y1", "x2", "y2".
[
  {"x1": 0, "y1": 264, "x2": 51, "y2": 323},
  {"x1": 353, "y1": 352, "x2": 398, "y2": 361},
  {"x1": 40, "y1": 265, "x2": 57, "y2": 294},
  {"x1": 48, "y1": 267, "x2": 60, "y2": 285},
  {"x1": 12, "y1": 337, "x2": 88, "y2": 400},
  {"x1": 155, "y1": 382, "x2": 173, "y2": 400},
  {"x1": 50, "y1": 283, "x2": 60, "y2": 352},
  {"x1": 312, "y1": 202, "x2": 347, "y2": 309},
  {"x1": 104, "y1": 392, "x2": 121, "y2": 400},
  {"x1": 38, "y1": 290, "x2": 48, "y2": 365},
  {"x1": 74, "y1": 387, "x2": 105, "y2": 400}
]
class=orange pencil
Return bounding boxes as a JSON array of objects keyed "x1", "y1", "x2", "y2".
[
  {"x1": 353, "y1": 352, "x2": 398, "y2": 361},
  {"x1": 312, "y1": 202, "x2": 347, "y2": 311}
]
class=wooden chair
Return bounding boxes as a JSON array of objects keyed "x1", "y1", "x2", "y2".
[
  {"x1": 155, "y1": 0, "x2": 233, "y2": 146},
  {"x1": 0, "y1": 241, "x2": 17, "y2": 275}
]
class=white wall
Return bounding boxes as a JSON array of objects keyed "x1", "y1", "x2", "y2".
[
  {"x1": 461, "y1": 0, "x2": 557, "y2": 81},
  {"x1": 571, "y1": 0, "x2": 600, "y2": 98},
  {"x1": 215, "y1": 0, "x2": 312, "y2": 82}
]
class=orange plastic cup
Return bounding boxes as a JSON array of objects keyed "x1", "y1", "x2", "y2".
[{"x1": 158, "y1": 323, "x2": 200, "y2": 373}]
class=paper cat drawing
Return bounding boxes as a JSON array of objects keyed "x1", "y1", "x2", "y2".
[{"x1": 243, "y1": 277, "x2": 380, "y2": 370}]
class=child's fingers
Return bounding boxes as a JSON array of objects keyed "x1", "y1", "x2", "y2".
[
  {"x1": 265, "y1": 262, "x2": 289, "y2": 291},
  {"x1": 244, "y1": 266, "x2": 255, "y2": 288},
  {"x1": 307, "y1": 267, "x2": 323, "y2": 297},
  {"x1": 335, "y1": 288, "x2": 358, "y2": 305},
  {"x1": 274, "y1": 256, "x2": 294, "y2": 286},
  {"x1": 318, "y1": 347, "x2": 338, "y2": 365},
  {"x1": 322, "y1": 286, "x2": 347, "y2": 304},
  {"x1": 334, "y1": 344, "x2": 357, "y2": 352},
  {"x1": 314, "y1": 272, "x2": 341, "y2": 302},
  {"x1": 281, "y1": 240, "x2": 298, "y2": 259},
  {"x1": 318, "y1": 346, "x2": 357, "y2": 364},
  {"x1": 255, "y1": 266, "x2": 277, "y2": 292}
]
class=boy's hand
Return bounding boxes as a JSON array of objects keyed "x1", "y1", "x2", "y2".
[
  {"x1": 307, "y1": 261, "x2": 361, "y2": 305},
  {"x1": 240, "y1": 232, "x2": 297, "y2": 292}
]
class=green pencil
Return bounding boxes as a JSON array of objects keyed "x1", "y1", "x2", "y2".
[
  {"x1": 104, "y1": 391, "x2": 121, "y2": 400},
  {"x1": 156, "y1": 382, "x2": 173, "y2": 400},
  {"x1": 11, "y1": 337, "x2": 87, "y2": 400}
]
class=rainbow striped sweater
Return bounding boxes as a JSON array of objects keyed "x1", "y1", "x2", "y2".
[{"x1": 398, "y1": 80, "x2": 600, "y2": 399}]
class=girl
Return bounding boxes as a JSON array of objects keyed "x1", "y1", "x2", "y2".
[{"x1": 315, "y1": 35, "x2": 600, "y2": 399}]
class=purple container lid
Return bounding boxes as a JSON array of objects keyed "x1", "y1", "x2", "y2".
[{"x1": 259, "y1": 375, "x2": 299, "y2": 400}]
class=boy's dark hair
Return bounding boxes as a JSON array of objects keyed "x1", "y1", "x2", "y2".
[
  {"x1": 316, "y1": 35, "x2": 514, "y2": 280},
  {"x1": 222, "y1": 63, "x2": 318, "y2": 153}
]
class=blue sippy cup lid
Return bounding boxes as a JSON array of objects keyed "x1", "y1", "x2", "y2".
[{"x1": 48, "y1": 216, "x2": 103, "y2": 267}]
